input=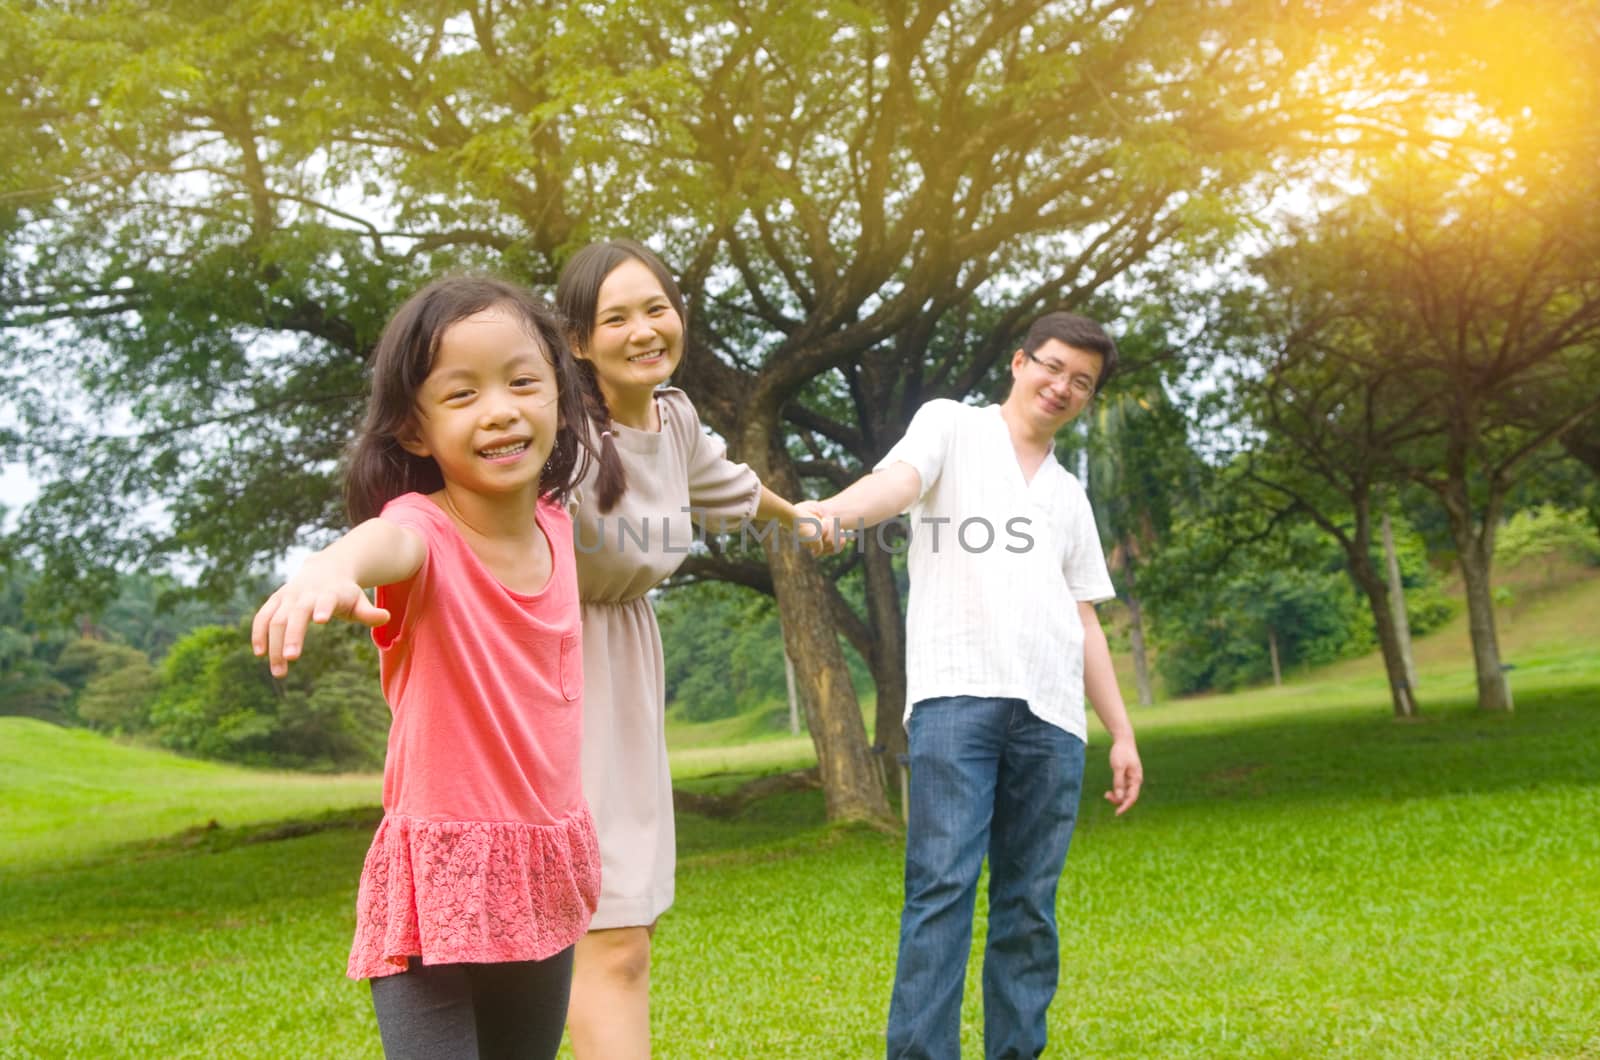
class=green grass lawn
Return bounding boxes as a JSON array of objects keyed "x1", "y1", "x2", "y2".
[{"x1": 3, "y1": 571, "x2": 1598, "y2": 1058}]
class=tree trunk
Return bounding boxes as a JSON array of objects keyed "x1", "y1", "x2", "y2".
[
  {"x1": 1380, "y1": 513, "x2": 1418, "y2": 693},
  {"x1": 1428, "y1": 466, "x2": 1513, "y2": 713},
  {"x1": 1126, "y1": 592, "x2": 1154, "y2": 706},
  {"x1": 764, "y1": 537, "x2": 896, "y2": 823},
  {"x1": 782, "y1": 647, "x2": 800, "y2": 735},
  {"x1": 747, "y1": 431, "x2": 896, "y2": 826},
  {"x1": 1341, "y1": 538, "x2": 1421, "y2": 718},
  {"x1": 862, "y1": 530, "x2": 908, "y2": 793},
  {"x1": 1122, "y1": 555, "x2": 1154, "y2": 707},
  {"x1": 1453, "y1": 526, "x2": 1512, "y2": 712},
  {"x1": 1267, "y1": 625, "x2": 1282, "y2": 687}
]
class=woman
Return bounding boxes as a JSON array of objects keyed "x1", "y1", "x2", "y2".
[{"x1": 556, "y1": 239, "x2": 806, "y2": 1058}]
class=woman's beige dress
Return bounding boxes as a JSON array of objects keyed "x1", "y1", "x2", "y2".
[{"x1": 571, "y1": 388, "x2": 760, "y2": 929}]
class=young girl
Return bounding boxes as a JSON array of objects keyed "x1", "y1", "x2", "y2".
[
  {"x1": 554, "y1": 240, "x2": 809, "y2": 1059},
  {"x1": 251, "y1": 277, "x2": 600, "y2": 1060}
]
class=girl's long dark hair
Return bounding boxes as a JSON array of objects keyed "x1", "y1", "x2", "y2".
[
  {"x1": 344, "y1": 276, "x2": 592, "y2": 525},
  {"x1": 554, "y1": 239, "x2": 688, "y2": 513}
]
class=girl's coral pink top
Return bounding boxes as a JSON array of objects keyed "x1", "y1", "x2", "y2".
[{"x1": 347, "y1": 492, "x2": 600, "y2": 979}]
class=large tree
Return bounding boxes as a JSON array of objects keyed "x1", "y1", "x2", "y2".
[
  {"x1": 1208, "y1": 266, "x2": 1439, "y2": 718},
  {"x1": 1226, "y1": 157, "x2": 1600, "y2": 713},
  {"x1": 2, "y1": 1, "x2": 1476, "y2": 813}
]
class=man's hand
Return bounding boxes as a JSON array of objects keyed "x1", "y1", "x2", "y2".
[{"x1": 1104, "y1": 737, "x2": 1143, "y2": 815}]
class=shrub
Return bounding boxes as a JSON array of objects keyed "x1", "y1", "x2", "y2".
[
  {"x1": 150, "y1": 621, "x2": 387, "y2": 771},
  {"x1": 1495, "y1": 504, "x2": 1600, "y2": 567},
  {"x1": 75, "y1": 643, "x2": 160, "y2": 732}
]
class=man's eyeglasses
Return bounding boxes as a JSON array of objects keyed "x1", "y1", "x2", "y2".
[{"x1": 1023, "y1": 350, "x2": 1096, "y2": 398}]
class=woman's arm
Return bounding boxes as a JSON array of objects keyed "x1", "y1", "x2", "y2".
[
  {"x1": 754, "y1": 484, "x2": 801, "y2": 528},
  {"x1": 251, "y1": 517, "x2": 426, "y2": 676},
  {"x1": 753, "y1": 486, "x2": 834, "y2": 555}
]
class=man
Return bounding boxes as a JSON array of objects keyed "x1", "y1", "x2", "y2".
[{"x1": 803, "y1": 312, "x2": 1143, "y2": 1059}]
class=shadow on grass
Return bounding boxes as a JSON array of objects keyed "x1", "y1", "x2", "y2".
[
  {"x1": 127, "y1": 804, "x2": 386, "y2": 859},
  {"x1": 0, "y1": 824, "x2": 376, "y2": 948},
  {"x1": 14, "y1": 683, "x2": 1593, "y2": 895},
  {"x1": 1, "y1": 800, "x2": 386, "y2": 887},
  {"x1": 676, "y1": 786, "x2": 838, "y2": 860}
]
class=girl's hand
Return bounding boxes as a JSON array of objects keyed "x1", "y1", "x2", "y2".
[{"x1": 251, "y1": 567, "x2": 391, "y2": 677}]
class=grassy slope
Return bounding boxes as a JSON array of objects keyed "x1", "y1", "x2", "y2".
[
  {"x1": 1105, "y1": 559, "x2": 1600, "y2": 730},
  {"x1": 1, "y1": 570, "x2": 1596, "y2": 1057},
  {"x1": 0, "y1": 720, "x2": 379, "y2": 870},
  {"x1": 0, "y1": 726, "x2": 381, "y2": 1057}
]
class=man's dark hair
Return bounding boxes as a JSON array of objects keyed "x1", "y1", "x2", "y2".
[{"x1": 1022, "y1": 312, "x2": 1118, "y2": 389}]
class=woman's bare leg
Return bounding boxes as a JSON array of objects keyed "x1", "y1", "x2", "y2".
[{"x1": 567, "y1": 924, "x2": 654, "y2": 1060}]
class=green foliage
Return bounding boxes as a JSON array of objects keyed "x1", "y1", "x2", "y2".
[
  {"x1": 1504, "y1": 449, "x2": 1600, "y2": 537},
  {"x1": 657, "y1": 578, "x2": 877, "y2": 724},
  {"x1": 1495, "y1": 504, "x2": 1600, "y2": 568},
  {"x1": 0, "y1": 624, "x2": 69, "y2": 720},
  {"x1": 1155, "y1": 557, "x2": 1370, "y2": 696},
  {"x1": 148, "y1": 625, "x2": 258, "y2": 754},
  {"x1": 72, "y1": 641, "x2": 158, "y2": 733},
  {"x1": 1084, "y1": 373, "x2": 1202, "y2": 571},
  {"x1": 1381, "y1": 511, "x2": 1458, "y2": 636},
  {"x1": 0, "y1": 0, "x2": 1381, "y2": 607},
  {"x1": 0, "y1": 565, "x2": 72, "y2": 720},
  {"x1": 0, "y1": 562, "x2": 275, "y2": 729},
  {"x1": 1148, "y1": 516, "x2": 1453, "y2": 697},
  {"x1": 658, "y1": 581, "x2": 787, "y2": 723},
  {"x1": 47, "y1": 637, "x2": 108, "y2": 699},
  {"x1": 0, "y1": 562, "x2": 381, "y2": 770},
  {"x1": 93, "y1": 571, "x2": 268, "y2": 660},
  {"x1": 150, "y1": 620, "x2": 386, "y2": 771}
]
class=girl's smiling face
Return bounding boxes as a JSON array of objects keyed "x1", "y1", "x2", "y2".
[
  {"x1": 577, "y1": 259, "x2": 685, "y2": 394},
  {"x1": 402, "y1": 305, "x2": 561, "y2": 500}
]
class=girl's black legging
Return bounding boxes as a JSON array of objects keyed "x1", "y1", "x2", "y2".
[{"x1": 368, "y1": 947, "x2": 575, "y2": 1060}]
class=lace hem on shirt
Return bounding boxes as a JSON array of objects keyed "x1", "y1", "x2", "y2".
[{"x1": 347, "y1": 808, "x2": 601, "y2": 979}]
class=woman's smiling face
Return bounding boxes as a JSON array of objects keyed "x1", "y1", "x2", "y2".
[{"x1": 577, "y1": 258, "x2": 685, "y2": 394}]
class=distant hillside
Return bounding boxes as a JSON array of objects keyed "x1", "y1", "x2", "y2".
[
  {"x1": 1110, "y1": 560, "x2": 1600, "y2": 701},
  {"x1": 0, "y1": 717, "x2": 377, "y2": 871}
]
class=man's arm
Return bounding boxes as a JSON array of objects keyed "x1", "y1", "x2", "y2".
[
  {"x1": 798, "y1": 462, "x2": 923, "y2": 551},
  {"x1": 1079, "y1": 599, "x2": 1143, "y2": 815}
]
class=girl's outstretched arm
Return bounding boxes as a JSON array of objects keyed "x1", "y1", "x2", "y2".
[{"x1": 252, "y1": 517, "x2": 426, "y2": 676}]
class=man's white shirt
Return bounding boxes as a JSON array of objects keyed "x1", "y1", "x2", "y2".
[{"x1": 875, "y1": 400, "x2": 1115, "y2": 742}]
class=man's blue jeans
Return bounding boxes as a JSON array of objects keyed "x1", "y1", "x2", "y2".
[{"x1": 885, "y1": 696, "x2": 1086, "y2": 1060}]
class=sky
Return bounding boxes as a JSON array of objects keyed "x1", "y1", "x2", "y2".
[{"x1": 1, "y1": 462, "x2": 36, "y2": 530}]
